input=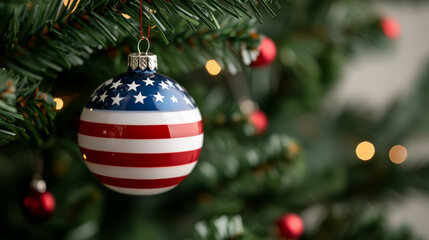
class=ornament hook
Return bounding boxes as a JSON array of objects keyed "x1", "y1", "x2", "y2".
[{"x1": 137, "y1": 36, "x2": 150, "y2": 56}]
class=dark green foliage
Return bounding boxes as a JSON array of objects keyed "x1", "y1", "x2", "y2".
[
  {"x1": 1, "y1": 0, "x2": 428, "y2": 239},
  {"x1": 0, "y1": 69, "x2": 25, "y2": 145},
  {"x1": 0, "y1": 0, "x2": 281, "y2": 144},
  {"x1": 194, "y1": 215, "x2": 268, "y2": 240},
  {"x1": 0, "y1": 69, "x2": 56, "y2": 146}
]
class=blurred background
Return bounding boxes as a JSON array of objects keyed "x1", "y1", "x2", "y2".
[
  {"x1": 329, "y1": 2, "x2": 429, "y2": 238},
  {"x1": 1, "y1": 0, "x2": 429, "y2": 239}
]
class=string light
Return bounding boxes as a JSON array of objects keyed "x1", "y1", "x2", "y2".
[
  {"x1": 82, "y1": 154, "x2": 87, "y2": 160},
  {"x1": 206, "y1": 59, "x2": 221, "y2": 75},
  {"x1": 356, "y1": 141, "x2": 375, "y2": 161},
  {"x1": 389, "y1": 145, "x2": 407, "y2": 164},
  {"x1": 121, "y1": 13, "x2": 131, "y2": 19},
  {"x1": 239, "y1": 99, "x2": 255, "y2": 115},
  {"x1": 53, "y1": 98, "x2": 64, "y2": 110},
  {"x1": 63, "y1": 0, "x2": 80, "y2": 13}
]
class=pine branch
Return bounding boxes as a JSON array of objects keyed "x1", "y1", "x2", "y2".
[
  {"x1": 0, "y1": 69, "x2": 56, "y2": 146},
  {"x1": 154, "y1": 16, "x2": 261, "y2": 75},
  {"x1": 193, "y1": 127, "x2": 300, "y2": 187},
  {"x1": 0, "y1": 0, "x2": 283, "y2": 81},
  {"x1": 194, "y1": 215, "x2": 265, "y2": 240},
  {"x1": 0, "y1": 69, "x2": 25, "y2": 145},
  {"x1": 0, "y1": 0, "x2": 281, "y2": 144}
]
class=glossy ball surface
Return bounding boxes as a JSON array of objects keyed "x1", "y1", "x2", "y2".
[
  {"x1": 248, "y1": 110, "x2": 268, "y2": 136},
  {"x1": 251, "y1": 37, "x2": 277, "y2": 67},
  {"x1": 277, "y1": 213, "x2": 304, "y2": 239},
  {"x1": 78, "y1": 68, "x2": 203, "y2": 195},
  {"x1": 23, "y1": 191, "x2": 55, "y2": 220},
  {"x1": 381, "y1": 17, "x2": 401, "y2": 40}
]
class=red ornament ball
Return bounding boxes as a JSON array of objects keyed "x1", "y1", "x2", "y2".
[
  {"x1": 381, "y1": 17, "x2": 401, "y2": 40},
  {"x1": 248, "y1": 110, "x2": 268, "y2": 136},
  {"x1": 251, "y1": 37, "x2": 277, "y2": 67},
  {"x1": 277, "y1": 213, "x2": 304, "y2": 239},
  {"x1": 23, "y1": 190, "x2": 56, "y2": 219}
]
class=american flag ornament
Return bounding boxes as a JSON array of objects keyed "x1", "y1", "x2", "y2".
[{"x1": 78, "y1": 52, "x2": 203, "y2": 195}]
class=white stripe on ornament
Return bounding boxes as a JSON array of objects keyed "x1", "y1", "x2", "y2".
[
  {"x1": 80, "y1": 107, "x2": 202, "y2": 125},
  {"x1": 103, "y1": 184, "x2": 178, "y2": 195},
  {"x1": 77, "y1": 133, "x2": 204, "y2": 153},
  {"x1": 85, "y1": 161, "x2": 197, "y2": 179}
]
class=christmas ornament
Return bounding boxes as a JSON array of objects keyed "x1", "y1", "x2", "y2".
[
  {"x1": 23, "y1": 178, "x2": 56, "y2": 220},
  {"x1": 78, "y1": 39, "x2": 203, "y2": 195},
  {"x1": 251, "y1": 37, "x2": 277, "y2": 67},
  {"x1": 248, "y1": 110, "x2": 268, "y2": 136},
  {"x1": 381, "y1": 17, "x2": 401, "y2": 40},
  {"x1": 277, "y1": 213, "x2": 304, "y2": 239}
]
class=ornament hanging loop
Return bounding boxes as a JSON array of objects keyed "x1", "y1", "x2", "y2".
[{"x1": 137, "y1": 36, "x2": 150, "y2": 56}]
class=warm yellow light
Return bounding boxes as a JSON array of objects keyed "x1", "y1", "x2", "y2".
[
  {"x1": 53, "y1": 98, "x2": 64, "y2": 110},
  {"x1": 389, "y1": 145, "x2": 407, "y2": 164},
  {"x1": 356, "y1": 141, "x2": 375, "y2": 161},
  {"x1": 205, "y1": 59, "x2": 221, "y2": 75},
  {"x1": 83, "y1": 154, "x2": 87, "y2": 160},
  {"x1": 63, "y1": 0, "x2": 80, "y2": 13},
  {"x1": 121, "y1": 13, "x2": 131, "y2": 19}
]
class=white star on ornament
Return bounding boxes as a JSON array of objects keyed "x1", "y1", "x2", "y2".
[
  {"x1": 134, "y1": 92, "x2": 147, "y2": 104},
  {"x1": 170, "y1": 95, "x2": 178, "y2": 103},
  {"x1": 143, "y1": 77, "x2": 155, "y2": 86},
  {"x1": 166, "y1": 80, "x2": 174, "y2": 87},
  {"x1": 183, "y1": 95, "x2": 192, "y2": 105},
  {"x1": 104, "y1": 78, "x2": 113, "y2": 86},
  {"x1": 153, "y1": 91, "x2": 165, "y2": 102},
  {"x1": 111, "y1": 93, "x2": 124, "y2": 106},
  {"x1": 127, "y1": 81, "x2": 140, "y2": 91},
  {"x1": 99, "y1": 91, "x2": 108, "y2": 102},
  {"x1": 110, "y1": 80, "x2": 122, "y2": 89},
  {"x1": 175, "y1": 83, "x2": 184, "y2": 91},
  {"x1": 91, "y1": 94, "x2": 98, "y2": 102},
  {"x1": 159, "y1": 81, "x2": 169, "y2": 90}
]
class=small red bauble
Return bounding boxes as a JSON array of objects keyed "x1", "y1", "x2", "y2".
[
  {"x1": 24, "y1": 190, "x2": 56, "y2": 219},
  {"x1": 248, "y1": 110, "x2": 268, "y2": 136},
  {"x1": 251, "y1": 37, "x2": 277, "y2": 67},
  {"x1": 277, "y1": 213, "x2": 304, "y2": 239},
  {"x1": 381, "y1": 17, "x2": 401, "y2": 40}
]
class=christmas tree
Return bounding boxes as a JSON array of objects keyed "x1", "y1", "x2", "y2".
[{"x1": 1, "y1": 0, "x2": 427, "y2": 239}]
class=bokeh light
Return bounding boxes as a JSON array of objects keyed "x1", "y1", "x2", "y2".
[
  {"x1": 63, "y1": 0, "x2": 80, "y2": 13},
  {"x1": 239, "y1": 99, "x2": 255, "y2": 115},
  {"x1": 356, "y1": 141, "x2": 375, "y2": 161},
  {"x1": 53, "y1": 98, "x2": 64, "y2": 110},
  {"x1": 121, "y1": 13, "x2": 131, "y2": 19},
  {"x1": 205, "y1": 59, "x2": 221, "y2": 75},
  {"x1": 389, "y1": 145, "x2": 407, "y2": 164}
]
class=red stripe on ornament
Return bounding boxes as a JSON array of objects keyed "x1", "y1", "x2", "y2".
[
  {"x1": 78, "y1": 120, "x2": 203, "y2": 139},
  {"x1": 80, "y1": 147, "x2": 201, "y2": 167},
  {"x1": 93, "y1": 174, "x2": 187, "y2": 189}
]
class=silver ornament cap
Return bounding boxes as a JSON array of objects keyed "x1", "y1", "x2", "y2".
[
  {"x1": 128, "y1": 52, "x2": 158, "y2": 71},
  {"x1": 30, "y1": 177, "x2": 47, "y2": 193}
]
